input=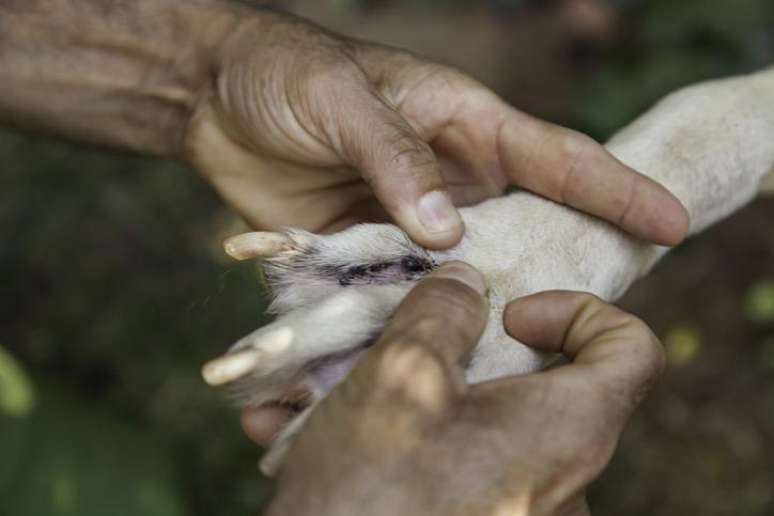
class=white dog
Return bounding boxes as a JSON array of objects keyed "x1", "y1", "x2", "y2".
[{"x1": 203, "y1": 66, "x2": 774, "y2": 474}]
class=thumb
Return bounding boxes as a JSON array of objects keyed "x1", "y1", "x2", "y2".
[{"x1": 338, "y1": 90, "x2": 464, "y2": 249}]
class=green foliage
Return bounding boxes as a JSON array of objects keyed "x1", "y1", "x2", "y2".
[
  {"x1": 0, "y1": 345, "x2": 36, "y2": 417},
  {"x1": 663, "y1": 324, "x2": 702, "y2": 367},
  {"x1": 573, "y1": 0, "x2": 774, "y2": 139},
  {"x1": 745, "y1": 279, "x2": 774, "y2": 324},
  {"x1": 0, "y1": 382, "x2": 184, "y2": 516}
]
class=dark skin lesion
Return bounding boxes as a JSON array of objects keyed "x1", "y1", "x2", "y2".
[{"x1": 337, "y1": 255, "x2": 436, "y2": 286}]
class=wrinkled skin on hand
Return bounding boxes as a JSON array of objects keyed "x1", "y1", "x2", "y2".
[
  {"x1": 263, "y1": 263, "x2": 665, "y2": 516},
  {"x1": 185, "y1": 10, "x2": 687, "y2": 250}
]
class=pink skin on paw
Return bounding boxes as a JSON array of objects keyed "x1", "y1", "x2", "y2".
[{"x1": 241, "y1": 405, "x2": 292, "y2": 447}]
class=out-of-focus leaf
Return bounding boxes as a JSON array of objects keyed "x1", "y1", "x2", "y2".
[
  {"x1": 0, "y1": 382, "x2": 185, "y2": 516},
  {"x1": 664, "y1": 325, "x2": 702, "y2": 366},
  {"x1": 0, "y1": 345, "x2": 36, "y2": 418},
  {"x1": 745, "y1": 280, "x2": 774, "y2": 324},
  {"x1": 573, "y1": 0, "x2": 774, "y2": 140}
]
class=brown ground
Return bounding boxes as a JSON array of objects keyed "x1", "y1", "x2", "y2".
[{"x1": 599, "y1": 199, "x2": 774, "y2": 515}]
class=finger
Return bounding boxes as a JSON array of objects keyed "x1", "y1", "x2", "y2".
[
  {"x1": 357, "y1": 262, "x2": 488, "y2": 409},
  {"x1": 496, "y1": 110, "x2": 689, "y2": 246},
  {"x1": 503, "y1": 291, "x2": 665, "y2": 412},
  {"x1": 241, "y1": 406, "x2": 292, "y2": 447},
  {"x1": 337, "y1": 88, "x2": 464, "y2": 249}
]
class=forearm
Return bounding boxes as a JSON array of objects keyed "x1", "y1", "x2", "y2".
[{"x1": 0, "y1": 0, "x2": 252, "y2": 157}]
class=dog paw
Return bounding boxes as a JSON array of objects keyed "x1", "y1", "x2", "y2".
[
  {"x1": 203, "y1": 282, "x2": 408, "y2": 408},
  {"x1": 202, "y1": 225, "x2": 454, "y2": 474},
  {"x1": 225, "y1": 226, "x2": 439, "y2": 313},
  {"x1": 203, "y1": 225, "x2": 445, "y2": 407}
]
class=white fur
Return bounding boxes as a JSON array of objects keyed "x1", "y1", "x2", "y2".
[{"x1": 229, "y1": 284, "x2": 407, "y2": 407}]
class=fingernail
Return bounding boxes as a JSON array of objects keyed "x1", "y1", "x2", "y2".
[
  {"x1": 431, "y1": 261, "x2": 487, "y2": 295},
  {"x1": 416, "y1": 191, "x2": 463, "y2": 234}
]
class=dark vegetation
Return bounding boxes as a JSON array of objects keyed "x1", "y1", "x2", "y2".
[{"x1": 1, "y1": 0, "x2": 773, "y2": 514}]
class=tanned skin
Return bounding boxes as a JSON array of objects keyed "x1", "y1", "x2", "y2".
[{"x1": 0, "y1": 0, "x2": 243, "y2": 155}]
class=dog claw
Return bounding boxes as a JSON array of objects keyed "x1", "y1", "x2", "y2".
[
  {"x1": 202, "y1": 327, "x2": 295, "y2": 387},
  {"x1": 202, "y1": 348, "x2": 263, "y2": 386},
  {"x1": 223, "y1": 232, "x2": 295, "y2": 260}
]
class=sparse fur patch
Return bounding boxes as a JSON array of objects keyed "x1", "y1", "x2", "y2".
[{"x1": 262, "y1": 224, "x2": 439, "y2": 314}]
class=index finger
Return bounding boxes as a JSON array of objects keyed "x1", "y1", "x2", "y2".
[
  {"x1": 497, "y1": 111, "x2": 690, "y2": 246},
  {"x1": 503, "y1": 291, "x2": 665, "y2": 413}
]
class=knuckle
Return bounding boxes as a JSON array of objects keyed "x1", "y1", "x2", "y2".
[
  {"x1": 602, "y1": 319, "x2": 666, "y2": 403},
  {"x1": 410, "y1": 316, "x2": 457, "y2": 343},
  {"x1": 626, "y1": 334, "x2": 663, "y2": 373},
  {"x1": 642, "y1": 331, "x2": 667, "y2": 379},
  {"x1": 553, "y1": 130, "x2": 599, "y2": 190},
  {"x1": 596, "y1": 309, "x2": 660, "y2": 357},
  {"x1": 574, "y1": 291, "x2": 604, "y2": 307},
  {"x1": 572, "y1": 292, "x2": 607, "y2": 321},
  {"x1": 422, "y1": 64, "x2": 499, "y2": 114},
  {"x1": 397, "y1": 60, "x2": 494, "y2": 110},
  {"x1": 557, "y1": 129, "x2": 597, "y2": 157},
  {"x1": 412, "y1": 62, "x2": 469, "y2": 90},
  {"x1": 603, "y1": 308, "x2": 645, "y2": 332},
  {"x1": 602, "y1": 309, "x2": 660, "y2": 358},
  {"x1": 298, "y1": 40, "x2": 362, "y2": 83},
  {"x1": 378, "y1": 339, "x2": 442, "y2": 387},
  {"x1": 377, "y1": 342, "x2": 446, "y2": 394},
  {"x1": 385, "y1": 134, "x2": 436, "y2": 171},
  {"x1": 573, "y1": 294, "x2": 647, "y2": 340},
  {"x1": 421, "y1": 278, "x2": 486, "y2": 312},
  {"x1": 377, "y1": 342, "x2": 448, "y2": 408},
  {"x1": 436, "y1": 68, "x2": 478, "y2": 96},
  {"x1": 411, "y1": 287, "x2": 487, "y2": 340},
  {"x1": 571, "y1": 437, "x2": 618, "y2": 481}
]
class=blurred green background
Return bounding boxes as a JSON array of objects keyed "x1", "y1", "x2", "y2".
[{"x1": 2, "y1": 0, "x2": 774, "y2": 515}]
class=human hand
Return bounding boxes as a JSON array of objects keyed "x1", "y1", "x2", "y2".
[
  {"x1": 186, "y1": 9, "x2": 688, "y2": 250},
  {"x1": 260, "y1": 262, "x2": 665, "y2": 516}
]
